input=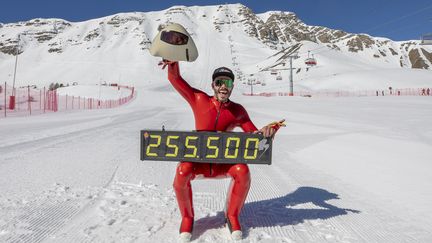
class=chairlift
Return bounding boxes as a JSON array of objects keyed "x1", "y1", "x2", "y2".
[
  {"x1": 270, "y1": 70, "x2": 278, "y2": 75},
  {"x1": 305, "y1": 51, "x2": 317, "y2": 66},
  {"x1": 276, "y1": 73, "x2": 282, "y2": 80}
]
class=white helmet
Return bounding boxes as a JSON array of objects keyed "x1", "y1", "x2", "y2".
[{"x1": 149, "y1": 23, "x2": 198, "y2": 62}]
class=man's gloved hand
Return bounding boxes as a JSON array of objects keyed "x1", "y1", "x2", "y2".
[
  {"x1": 254, "y1": 119, "x2": 286, "y2": 138},
  {"x1": 158, "y1": 59, "x2": 177, "y2": 69}
]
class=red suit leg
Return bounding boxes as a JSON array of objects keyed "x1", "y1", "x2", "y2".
[
  {"x1": 225, "y1": 164, "x2": 251, "y2": 232},
  {"x1": 173, "y1": 162, "x2": 195, "y2": 233}
]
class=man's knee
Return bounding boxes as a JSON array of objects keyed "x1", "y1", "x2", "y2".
[
  {"x1": 173, "y1": 162, "x2": 194, "y2": 189},
  {"x1": 176, "y1": 162, "x2": 194, "y2": 177},
  {"x1": 229, "y1": 164, "x2": 250, "y2": 180}
]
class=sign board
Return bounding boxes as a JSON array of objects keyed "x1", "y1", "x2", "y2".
[{"x1": 140, "y1": 130, "x2": 272, "y2": 165}]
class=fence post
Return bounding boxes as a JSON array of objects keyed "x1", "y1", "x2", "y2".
[
  {"x1": 50, "y1": 90, "x2": 53, "y2": 110},
  {"x1": 49, "y1": 90, "x2": 52, "y2": 111},
  {"x1": 3, "y1": 82, "x2": 6, "y2": 117},
  {"x1": 9, "y1": 89, "x2": 15, "y2": 110},
  {"x1": 49, "y1": 90, "x2": 51, "y2": 111},
  {"x1": 28, "y1": 85, "x2": 31, "y2": 115},
  {"x1": 47, "y1": 90, "x2": 50, "y2": 111},
  {"x1": 54, "y1": 91, "x2": 56, "y2": 112}
]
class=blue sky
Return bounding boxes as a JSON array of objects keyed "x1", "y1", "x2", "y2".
[{"x1": 1, "y1": 0, "x2": 431, "y2": 41}]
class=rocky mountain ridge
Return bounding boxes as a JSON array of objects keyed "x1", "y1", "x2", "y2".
[{"x1": 0, "y1": 3, "x2": 431, "y2": 72}]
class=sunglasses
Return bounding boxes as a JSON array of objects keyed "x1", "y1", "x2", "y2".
[{"x1": 214, "y1": 79, "x2": 234, "y2": 88}]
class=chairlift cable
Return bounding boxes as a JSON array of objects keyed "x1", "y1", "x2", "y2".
[{"x1": 362, "y1": 2, "x2": 432, "y2": 33}]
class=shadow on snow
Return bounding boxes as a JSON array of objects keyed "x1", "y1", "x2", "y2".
[{"x1": 192, "y1": 186, "x2": 360, "y2": 239}]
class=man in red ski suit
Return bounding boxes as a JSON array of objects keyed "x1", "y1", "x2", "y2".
[{"x1": 160, "y1": 60, "x2": 281, "y2": 240}]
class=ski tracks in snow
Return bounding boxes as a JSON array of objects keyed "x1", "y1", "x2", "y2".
[
  {"x1": 268, "y1": 138, "x2": 432, "y2": 242},
  {"x1": 0, "y1": 91, "x2": 193, "y2": 243},
  {"x1": 0, "y1": 104, "x2": 172, "y2": 242},
  {"x1": 2, "y1": 93, "x2": 432, "y2": 242},
  {"x1": 0, "y1": 183, "x2": 100, "y2": 243},
  {"x1": 47, "y1": 182, "x2": 180, "y2": 243}
]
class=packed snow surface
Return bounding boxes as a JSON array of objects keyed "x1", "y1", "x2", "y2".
[
  {"x1": 1, "y1": 85, "x2": 432, "y2": 242},
  {"x1": 1, "y1": 3, "x2": 432, "y2": 242}
]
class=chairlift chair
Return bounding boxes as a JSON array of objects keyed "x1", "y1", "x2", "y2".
[
  {"x1": 305, "y1": 51, "x2": 317, "y2": 66},
  {"x1": 276, "y1": 73, "x2": 282, "y2": 80}
]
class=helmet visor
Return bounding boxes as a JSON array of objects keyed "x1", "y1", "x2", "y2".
[{"x1": 160, "y1": 30, "x2": 189, "y2": 45}]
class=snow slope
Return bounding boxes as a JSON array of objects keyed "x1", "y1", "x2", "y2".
[
  {"x1": 1, "y1": 3, "x2": 432, "y2": 243},
  {"x1": 56, "y1": 85, "x2": 132, "y2": 100},
  {"x1": 0, "y1": 4, "x2": 431, "y2": 92},
  {"x1": 1, "y1": 85, "x2": 432, "y2": 242}
]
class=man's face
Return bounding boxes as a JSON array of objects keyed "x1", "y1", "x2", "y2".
[{"x1": 212, "y1": 76, "x2": 234, "y2": 102}]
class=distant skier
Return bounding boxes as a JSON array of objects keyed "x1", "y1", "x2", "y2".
[{"x1": 159, "y1": 60, "x2": 283, "y2": 241}]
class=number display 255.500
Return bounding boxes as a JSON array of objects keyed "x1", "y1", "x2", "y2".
[{"x1": 140, "y1": 130, "x2": 272, "y2": 165}]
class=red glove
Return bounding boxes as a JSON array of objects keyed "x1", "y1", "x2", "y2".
[
  {"x1": 255, "y1": 119, "x2": 286, "y2": 138},
  {"x1": 268, "y1": 119, "x2": 286, "y2": 132}
]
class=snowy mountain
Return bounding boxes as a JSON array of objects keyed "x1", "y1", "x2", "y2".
[
  {"x1": 2, "y1": 4, "x2": 432, "y2": 243},
  {"x1": 0, "y1": 3, "x2": 431, "y2": 91}
]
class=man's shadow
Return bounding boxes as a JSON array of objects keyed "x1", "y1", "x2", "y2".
[{"x1": 192, "y1": 186, "x2": 360, "y2": 239}]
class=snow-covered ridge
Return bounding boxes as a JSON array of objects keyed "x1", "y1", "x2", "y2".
[{"x1": 0, "y1": 3, "x2": 431, "y2": 91}]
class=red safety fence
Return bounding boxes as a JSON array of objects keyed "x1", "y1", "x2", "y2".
[
  {"x1": 1, "y1": 82, "x2": 135, "y2": 118},
  {"x1": 243, "y1": 87, "x2": 432, "y2": 98}
]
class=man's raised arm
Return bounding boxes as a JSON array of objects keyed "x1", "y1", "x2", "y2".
[{"x1": 159, "y1": 60, "x2": 196, "y2": 104}]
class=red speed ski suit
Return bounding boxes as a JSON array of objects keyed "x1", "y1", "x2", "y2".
[{"x1": 167, "y1": 62, "x2": 258, "y2": 233}]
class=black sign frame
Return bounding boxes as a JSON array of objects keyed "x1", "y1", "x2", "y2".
[{"x1": 140, "y1": 130, "x2": 272, "y2": 165}]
